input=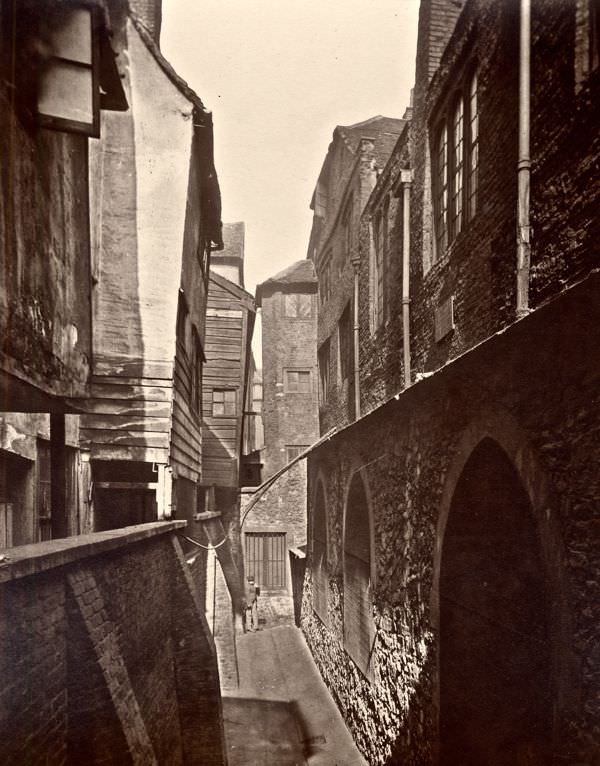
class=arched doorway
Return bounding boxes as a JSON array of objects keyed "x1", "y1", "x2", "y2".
[
  {"x1": 313, "y1": 480, "x2": 328, "y2": 623},
  {"x1": 343, "y1": 472, "x2": 373, "y2": 676},
  {"x1": 439, "y1": 438, "x2": 552, "y2": 765}
]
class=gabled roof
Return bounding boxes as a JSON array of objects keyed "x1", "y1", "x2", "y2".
[
  {"x1": 209, "y1": 271, "x2": 255, "y2": 312},
  {"x1": 255, "y1": 260, "x2": 317, "y2": 306}
]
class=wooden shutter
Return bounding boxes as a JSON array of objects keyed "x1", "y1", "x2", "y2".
[{"x1": 343, "y1": 474, "x2": 373, "y2": 676}]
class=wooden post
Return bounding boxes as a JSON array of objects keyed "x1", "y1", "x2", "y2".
[{"x1": 50, "y1": 413, "x2": 68, "y2": 539}]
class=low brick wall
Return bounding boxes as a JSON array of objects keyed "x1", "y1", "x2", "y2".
[{"x1": 0, "y1": 522, "x2": 226, "y2": 765}]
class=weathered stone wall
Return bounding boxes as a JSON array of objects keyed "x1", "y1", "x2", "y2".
[
  {"x1": 0, "y1": 522, "x2": 226, "y2": 765},
  {"x1": 302, "y1": 277, "x2": 600, "y2": 764}
]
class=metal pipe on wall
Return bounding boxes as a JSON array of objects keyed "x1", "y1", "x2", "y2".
[
  {"x1": 516, "y1": 0, "x2": 532, "y2": 317},
  {"x1": 401, "y1": 170, "x2": 413, "y2": 387},
  {"x1": 352, "y1": 257, "x2": 361, "y2": 420}
]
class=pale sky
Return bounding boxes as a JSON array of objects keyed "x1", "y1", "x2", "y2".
[{"x1": 161, "y1": 0, "x2": 420, "y2": 297}]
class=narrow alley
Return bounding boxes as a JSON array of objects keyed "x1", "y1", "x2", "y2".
[{"x1": 1, "y1": 0, "x2": 600, "y2": 764}]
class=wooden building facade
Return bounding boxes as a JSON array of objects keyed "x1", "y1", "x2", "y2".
[{"x1": 78, "y1": 12, "x2": 223, "y2": 529}]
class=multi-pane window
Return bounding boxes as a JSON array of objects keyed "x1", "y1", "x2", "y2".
[
  {"x1": 452, "y1": 97, "x2": 464, "y2": 236},
  {"x1": 468, "y1": 73, "x2": 479, "y2": 219},
  {"x1": 338, "y1": 304, "x2": 353, "y2": 383},
  {"x1": 433, "y1": 70, "x2": 479, "y2": 259},
  {"x1": 212, "y1": 389, "x2": 236, "y2": 416},
  {"x1": 284, "y1": 370, "x2": 311, "y2": 393},
  {"x1": 435, "y1": 123, "x2": 449, "y2": 256},
  {"x1": 284, "y1": 293, "x2": 312, "y2": 318},
  {"x1": 575, "y1": 0, "x2": 600, "y2": 89},
  {"x1": 375, "y1": 211, "x2": 385, "y2": 326},
  {"x1": 319, "y1": 257, "x2": 331, "y2": 304},
  {"x1": 318, "y1": 339, "x2": 331, "y2": 404}
]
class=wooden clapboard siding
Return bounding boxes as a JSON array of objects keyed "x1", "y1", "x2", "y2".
[
  {"x1": 80, "y1": 374, "x2": 173, "y2": 464},
  {"x1": 201, "y1": 272, "x2": 255, "y2": 488},
  {"x1": 170, "y1": 340, "x2": 202, "y2": 480}
]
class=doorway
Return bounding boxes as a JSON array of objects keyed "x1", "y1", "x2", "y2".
[{"x1": 439, "y1": 438, "x2": 552, "y2": 764}]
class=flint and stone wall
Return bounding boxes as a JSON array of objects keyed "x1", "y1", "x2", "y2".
[{"x1": 302, "y1": 277, "x2": 600, "y2": 764}]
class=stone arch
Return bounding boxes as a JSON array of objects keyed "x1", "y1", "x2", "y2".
[
  {"x1": 312, "y1": 473, "x2": 329, "y2": 623},
  {"x1": 342, "y1": 467, "x2": 376, "y2": 678},
  {"x1": 431, "y1": 406, "x2": 573, "y2": 763}
]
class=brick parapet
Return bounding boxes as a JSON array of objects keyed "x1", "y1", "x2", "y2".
[{"x1": 0, "y1": 521, "x2": 226, "y2": 765}]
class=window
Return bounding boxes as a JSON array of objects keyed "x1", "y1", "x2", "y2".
[
  {"x1": 319, "y1": 256, "x2": 331, "y2": 304},
  {"x1": 37, "y1": 441, "x2": 52, "y2": 541},
  {"x1": 284, "y1": 293, "x2": 312, "y2": 318},
  {"x1": 343, "y1": 196, "x2": 354, "y2": 258},
  {"x1": 176, "y1": 292, "x2": 189, "y2": 351},
  {"x1": 37, "y1": 6, "x2": 101, "y2": 136},
  {"x1": 191, "y1": 329, "x2": 203, "y2": 413},
  {"x1": 212, "y1": 389, "x2": 236, "y2": 417},
  {"x1": 318, "y1": 339, "x2": 331, "y2": 404},
  {"x1": 375, "y1": 210, "x2": 385, "y2": 326},
  {"x1": 285, "y1": 445, "x2": 309, "y2": 462},
  {"x1": 432, "y1": 70, "x2": 479, "y2": 259},
  {"x1": 338, "y1": 303, "x2": 353, "y2": 384},
  {"x1": 284, "y1": 370, "x2": 311, "y2": 393},
  {"x1": 245, "y1": 532, "x2": 287, "y2": 590},
  {"x1": 575, "y1": 0, "x2": 600, "y2": 89}
]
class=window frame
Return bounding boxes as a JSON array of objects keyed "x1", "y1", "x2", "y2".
[
  {"x1": 36, "y1": 4, "x2": 102, "y2": 137},
  {"x1": 212, "y1": 388, "x2": 237, "y2": 417},
  {"x1": 284, "y1": 369, "x2": 312, "y2": 394},
  {"x1": 284, "y1": 292, "x2": 313, "y2": 319},
  {"x1": 432, "y1": 67, "x2": 479, "y2": 262}
]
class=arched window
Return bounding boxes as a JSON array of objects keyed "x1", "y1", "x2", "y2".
[
  {"x1": 343, "y1": 472, "x2": 373, "y2": 676},
  {"x1": 313, "y1": 481, "x2": 328, "y2": 623}
]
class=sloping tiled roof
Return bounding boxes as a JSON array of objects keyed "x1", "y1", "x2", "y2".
[{"x1": 255, "y1": 260, "x2": 317, "y2": 306}]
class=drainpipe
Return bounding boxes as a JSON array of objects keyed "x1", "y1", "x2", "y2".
[
  {"x1": 401, "y1": 170, "x2": 413, "y2": 388},
  {"x1": 351, "y1": 255, "x2": 361, "y2": 420},
  {"x1": 516, "y1": 0, "x2": 531, "y2": 318}
]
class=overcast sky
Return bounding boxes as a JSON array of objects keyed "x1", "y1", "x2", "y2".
[{"x1": 161, "y1": 0, "x2": 420, "y2": 297}]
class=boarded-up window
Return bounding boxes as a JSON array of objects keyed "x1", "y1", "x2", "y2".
[
  {"x1": 313, "y1": 482, "x2": 328, "y2": 624},
  {"x1": 343, "y1": 473, "x2": 373, "y2": 677},
  {"x1": 284, "y1": 293, "x2": 312, "y2": 318},
  {"x1": 245, "y1": 532, "x2": 287, "y2": 590},
  {"x1": 285, "y1": 445, "x2": 308, "y2": 462},
  {"x1": 212, "y1": 389, "x2": 236, "y2": 416}
]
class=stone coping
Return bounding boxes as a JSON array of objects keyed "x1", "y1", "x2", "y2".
[{"x1": 0, "y1": 521, "x2": 186, "y2": 584}]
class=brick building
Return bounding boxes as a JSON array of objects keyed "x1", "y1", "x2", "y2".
[
  {"x1": 308, "y1": 116, "x2": 405, "y2": 432},
  {"x1": 242, "y1": 261, "x2": 319, "y2": 594},
  {"x1": 301, "y1": 0, "x2": 600, "y2": 763}
]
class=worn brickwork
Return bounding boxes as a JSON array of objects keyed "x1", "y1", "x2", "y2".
[
  {"x1": 0, "y1": 523, "x2": 226, "y2": 765},
  {"x1": 307, "y1": 119, "x2": 405, "y2": 433},
  {"x1": 257, "y1": 263, "x2": 319, "y2": 480},
  {"x1": 303, "y1": 284, "x2": 600, "y2": 763}
]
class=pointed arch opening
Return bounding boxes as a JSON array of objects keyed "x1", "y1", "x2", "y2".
[
  {"x1": 313, "y1": 479, "x2": 329, "y2": 624},
  {"x1": 343, "y1": 471, "x2": 373, "y2": 677},
  {"x1": 439, "y1": 438, "x2": 552, "y2": 764}
]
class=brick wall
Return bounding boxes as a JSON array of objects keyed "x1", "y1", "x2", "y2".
[
  {"x1": 260, "y1": 287, "x2": 319, "y2": 479},
  {"x1": 302, "y1": 276, "x2": 600, "y2": 764},
  {"x1": 0, "y1": 522, "x2": 226, "y2": 765}
]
